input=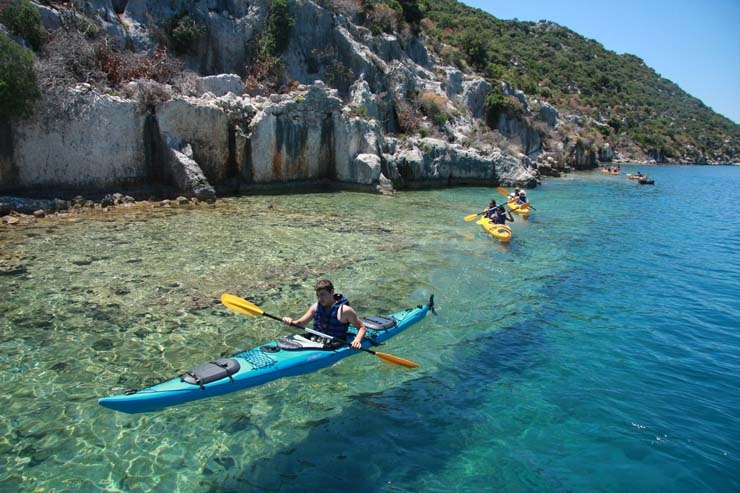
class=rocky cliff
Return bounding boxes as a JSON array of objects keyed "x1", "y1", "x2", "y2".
[{"x1": 1, "y1": 0, "x2": 565, "y2": 198}]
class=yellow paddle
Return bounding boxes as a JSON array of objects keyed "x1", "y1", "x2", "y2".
[
  {"x1": 220, "y1": 293, "x2": 419, "y2": 368},
  {"x1": 464, "y1": 210, "x2": 488, "y2": 222}
]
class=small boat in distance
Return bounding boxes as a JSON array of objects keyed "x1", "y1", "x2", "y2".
[{"x1": 600, "y1": 166, "x2": 621, "y2": 175}]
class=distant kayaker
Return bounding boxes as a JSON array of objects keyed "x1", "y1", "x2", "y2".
[
  {"x1": 491, "y1": 205, "x2": 514, "y2": 225},
  {"x1": 516, "y1": 190, "x2": 528, "y2": 204},
  {"x1": 282, "y1": 279, "x2": 367, "y2": 349},
  {"x1": 484, "y1": 199, "x2": 497, "y2": 218}
]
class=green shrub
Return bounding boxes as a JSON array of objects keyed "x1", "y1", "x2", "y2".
[
  {"x1": 0, "y1": 33, "x2": 39, "y2": 118},
  {"x1": 460, "y1": 28, "x2": 487, "y2": 70},
  {"x1": 433, "y1": 112, "x2": 448, "y2": 126},
  {"x1": 363, "y1": 1, "x2": 399, "y2": 36},
  {"x1": 0, "y1": 0, "x2": 44, "y2": 51},
  {"x1": 419, "y1": 91, "x2": 449, "y2": 127},
  {"x1": 398, "y1": 0, "x2": 424, "y2": 25},
  {"x1": 538, "y1": 86, "x2": 553, "y2": 98},
  {"x1": 595, "y1": 124, "x2": 611, "y2": 137},
  {"x1": 259, "y1": 0, "x2": 294, "y2": 57},
  {"x1": 484, "y1": 86, "x2": 505, "y2": 121},
  {"x1": 171, "y1": 16, "x2": 206, "y2": 54}
]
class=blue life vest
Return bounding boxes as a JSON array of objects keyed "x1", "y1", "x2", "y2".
[
  {"x1": 492, "y1": 211, "x2": 507, "y2": 224},
  {"x1": 313, "y1": 294, "x2": 350, "y2": 338}
]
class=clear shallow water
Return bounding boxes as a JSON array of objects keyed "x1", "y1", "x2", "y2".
[{"x1": 1, "y1": 165, "x2": 739, "y2": 492}]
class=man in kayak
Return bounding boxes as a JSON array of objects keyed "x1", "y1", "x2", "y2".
[
  {"x1": 515, "y1": 190, "x2": 528, "y2": 204},
  {"x1": 282, "y1": 279, "x2": 367, "y2": 349},
  {"x1": 484, "y1": 199, "x2": 497, "y2": 218},
  {"x1": 491, "y1": 205, "x2": 514, "y2": 225}
]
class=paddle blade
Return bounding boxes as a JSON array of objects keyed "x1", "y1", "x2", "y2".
[
  {"x1": 221, "y1": 293, "x2": 264, "y2": 317},
  {"x1": 375, "y1": 351, "x2": 419, "y2": 368},
  {"x1": 497, "y1": 186, "x2": 510, "y2": 197},
  {"x1": 464, "y1": 213, "x2": 481, "y2": 222}
]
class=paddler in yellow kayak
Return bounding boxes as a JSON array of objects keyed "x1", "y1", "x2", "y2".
[
  {"x1": 483, "y1": 199, "x2": 498, "y2": 219},
  {"x1": 515, "y1": 190, "x2": 528, "y2": 205},
  {"x1": 491, "y1": 205, "x2": 514, "y2": 225}
]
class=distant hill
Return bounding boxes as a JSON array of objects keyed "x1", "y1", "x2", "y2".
[{"x1": 421, "y1": 0, "x2": 739, "y2": 163}]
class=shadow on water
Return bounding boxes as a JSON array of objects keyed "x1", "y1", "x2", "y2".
[
  {"x1": 196, "y1": 317, "x2": 556, "y2": 493},
  {"x1": 192, "y1": 229, "x2": 589, "y2": 492}
]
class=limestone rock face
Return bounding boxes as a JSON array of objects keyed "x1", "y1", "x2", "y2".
[
  {"x1": 194, "y1": 75, "x2": 246, "y2": 97},
  {"x1": 347, "y1": 79, "x2": 380, "y2": 121},
  {"x1": 12, "y1": 86, "x2": 145, "y2": 188},
  {"x1": 3, "y1": 0, "x2": 549, "y2": 197},
  {"x1": 80, "y1": 0, "x2": 268, "y2": 74},
  {"x1": 463, "y1": 78, "x2": 492, "y2": 119},
  {"x1": 567, "y1": 140, "x2": 599, "y2": 169},
  {"x1": 537, "y1": 102, "x2": 559, "y2": 128},
  {"x1": 496, "y1": 114, "x2": 542, "y2": 157},
  {"x1": 334, "y1": 116, "x2": 383, "y2": 184},
  {"x1": 241, "y1": 82, "x2": 385, "y2": 187},
  {"x1": 157, "y1": 97, "x2": 232, "y2": 183},
  {"x1": 350, "y1": 153, "x2": 383, "y2": 185},
  {"x1": 245, "y1": 85, "x2": 341, "y2": 183},
  {"x1": 598, "y1": 143, "x2": 615, "y2": 162},
  {"x1": 383, "y1": 138, "x2": 538, "y2": 188}
]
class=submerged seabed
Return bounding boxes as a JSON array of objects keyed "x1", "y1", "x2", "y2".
[{"x1": 1, "y1": 165, "x2": 739, "y2": 492}]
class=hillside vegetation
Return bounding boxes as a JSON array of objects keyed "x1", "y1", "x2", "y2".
[{"x1": 420, "y1": 0, "x2": 739, "y2": 163}]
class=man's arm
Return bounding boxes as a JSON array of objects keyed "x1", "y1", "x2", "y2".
[
  {"x1": 343, "y1": 307, "x2": 367, "y2": 348},
  {"x1": 282, "y1": 303, "x2": 316, "y2": 326}
]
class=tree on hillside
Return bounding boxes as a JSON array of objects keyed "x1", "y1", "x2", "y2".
[
  {"x1": 1, "y1": 0, "x2": 45, "y2": 51},
  {"x1": 0, "y1": 34, "x2": 39, "y2": 119}
]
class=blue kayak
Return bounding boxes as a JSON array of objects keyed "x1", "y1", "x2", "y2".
[{"x1": 99, "y1": 297, "x2": 433, "y2": 414}]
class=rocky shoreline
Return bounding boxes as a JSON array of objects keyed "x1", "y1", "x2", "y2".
[{"x1": 0, "y1": 192, "x2": 212, "y2": 226}]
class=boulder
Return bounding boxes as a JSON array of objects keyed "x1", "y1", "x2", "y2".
[
  {"x1": 334, "y1": 115, "x2": 383, "y2": 183},
  {"x1": 194, "y1": 75, "x2": 245, "y2": 97},
  {"x1": 537, "y1": 102, "x2": 559, "y2": 128},
  {"x1": 463, "y1": 78, "x2": 492, "y2": 119},
  {"x1": 157, "y1": 97, "x2": 231, "y2": 183},
  {"x1": 167, "y1": 148, "x2": 216, "y2": 200}
]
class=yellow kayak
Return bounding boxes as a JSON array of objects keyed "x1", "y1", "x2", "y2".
[
  {"x1": 476, "y1": 217, "x2": 512, "y2": 243},
  {"x1": 507, "y1": 200, "x2": 531, "y2": 217}
]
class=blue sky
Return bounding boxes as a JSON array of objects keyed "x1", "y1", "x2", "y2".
[{"x1": 460, "y1": 0, "x2": 740, "y2": 124}]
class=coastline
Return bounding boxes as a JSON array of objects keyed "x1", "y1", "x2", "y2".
[{"x1": 3, "y1": 161, "x2": 739, "y2": 226}]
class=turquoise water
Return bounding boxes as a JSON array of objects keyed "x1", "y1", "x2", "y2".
[{"x1": 1, "y1": 165, "x2": 739, "y2": 492}]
